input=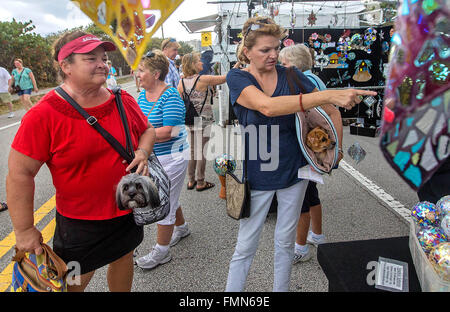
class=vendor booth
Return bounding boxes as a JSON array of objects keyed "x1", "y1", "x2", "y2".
[{"x1": 180, "y1": 0, "x2": 396, "y2": 136}]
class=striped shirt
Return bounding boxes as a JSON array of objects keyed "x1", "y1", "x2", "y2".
[
  {"x1": 164, "y1": 58, "x2": 180, "y2": 88},
  {"x1": 138, "y1": 87, "x2": 189, "y2": 156}
]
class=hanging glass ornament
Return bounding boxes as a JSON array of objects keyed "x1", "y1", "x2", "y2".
[
  {"x1": 307, "y1": 10, "x2": 317, "y2": 26},
  {"x1": 414, "y1": 74, "x2": 427, "y2": 100},
  {"x1": 414, "y1": 40, "x2": 435, "y2": 67},
  {"x1": 428, "y1": 61, "x2": 449, "y2": 84},
  {"x1": 290, "y1": 6, "x2": 296, "y2": 31},
  {"x1": 398, "y1": 76, "x2": 413, "y2": 106},
  {"x1": 422, "y1": 0, "x2": 441, "y2": 15},
  {"x1": 432, "y1": 36, "x2": 449, "y2": 59}
]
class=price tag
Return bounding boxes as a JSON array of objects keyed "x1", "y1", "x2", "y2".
[{"x1": 375, "y1": 257, "x2": 409, "y2": 292}]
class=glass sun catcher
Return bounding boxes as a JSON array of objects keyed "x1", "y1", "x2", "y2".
[{"x1": 71, "y1": 0, "x2": 184, "y2": 69}]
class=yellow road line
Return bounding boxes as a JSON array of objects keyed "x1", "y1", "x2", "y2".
[
  {"x1": 0, "y1": 197, "x2": 56, "y2": 292},
  {"x1": 0, "y1": 196, "x2": 55, "y2": 259}
]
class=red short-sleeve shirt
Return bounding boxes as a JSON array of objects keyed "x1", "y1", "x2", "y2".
[{"x1": 12, "y1": 89, "x2": 149, "y2": 220}]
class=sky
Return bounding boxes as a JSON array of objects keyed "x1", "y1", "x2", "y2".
[{"x1": 0, "y1": 0, "x2": 218, "y2": 41}]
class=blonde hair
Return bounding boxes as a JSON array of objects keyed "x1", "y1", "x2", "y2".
[
  {"x1": 141, "y1": 49, "x2": 169, "y2": 81},
  {"x1": 237, "y1": 17, "x2": 286, "y2": 64},
  {"x1": 161, "y1": 38, "x2": 181, "y2": 51},
  {"x1": 181, "y1": 52, "x2": 201, "y2": 77},
  {"x1": 278, "y1": 44, "x2": 312, "y2": 72}
]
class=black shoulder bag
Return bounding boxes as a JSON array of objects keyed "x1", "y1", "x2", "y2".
[
  {"x1": 55, "y1": 86, "x2": 171, "y2": 225},
  {"x1": 12, "y1": 70, "x2": 24, "y2": 94},
  {"x1": 181, "y1": 75, "x2": 208, "y2": 126}
]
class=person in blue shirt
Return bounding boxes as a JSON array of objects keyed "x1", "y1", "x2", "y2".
[
  {"x1": 225, "y1": 17, "x2": 376, "y2": 292},
  {"x1": 135, "y1": 50, "x2": 190, "y2": 270},
  {"x1": 106, "y1": 60, "x2": 117, "y2": 88},
  {"x1": 161, "y1": 38, "x2": 181, "y2": 88},
  {"x1": 279, "y1": 43, "x2": 344, "y2": 263}
]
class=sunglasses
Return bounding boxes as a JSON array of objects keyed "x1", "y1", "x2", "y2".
[
  {"x1": 145, "y1": 51, "x2": 156, "y2": 58},
  {"x1": 244, "y1": 19, "x2": 271, "y2": 38},
  {"x1": 162, "y1": 38, "x2": 177, "y2": 50}
]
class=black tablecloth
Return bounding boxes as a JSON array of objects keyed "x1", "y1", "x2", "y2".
[{"x1": 317, "y1": 236, "x2": 421, "y2": 292}]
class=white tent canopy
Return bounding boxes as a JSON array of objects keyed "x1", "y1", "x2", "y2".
[
  {"x1": 180, "y1": 14, "x2": 219, "y2": 34},
  {"x1": 220, "y1": 1, "x2": 367, "y2": 28}
]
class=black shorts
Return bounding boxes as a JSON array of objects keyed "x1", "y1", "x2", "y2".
[
  {"x1": 301, "y1": 182, "x2": 321, "y2": 213},
  {"x1": 53, "y1": 211, "x2": 143, "y2": 275}
]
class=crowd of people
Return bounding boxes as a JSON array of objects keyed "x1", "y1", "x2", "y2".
[{"x1": 4, "y1": 14, "x2": 444, "y2": 293}]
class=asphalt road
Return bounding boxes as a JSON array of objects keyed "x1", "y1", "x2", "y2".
[{"x1": 0, "y1": 81, "x2": 417, "y2": 292}]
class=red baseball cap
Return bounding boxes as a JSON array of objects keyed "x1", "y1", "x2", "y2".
[{"x1": 58, "y1": 34, "x2": 116, "y2": 62}]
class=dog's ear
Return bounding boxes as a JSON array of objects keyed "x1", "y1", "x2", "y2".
[
  {"x1": 147, "y1": 182, "x2": 161, "y2": 208},
  {"x1": 141, "y1": 176, "x2": 161, "y2": 208},
  {"x1": 115, "y1": 183, "x2": 129, "y2": 211},
  {"x1": 149, "y1": 192, "x2": 161, "y2": 208}
]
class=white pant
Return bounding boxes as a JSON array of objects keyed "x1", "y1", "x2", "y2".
[
  {"x1": 226, "y1": 180, "x2": 309, "y2": 292},
  {"x1": 156, "y1": 150, "x2": 188, "y2": 225}
]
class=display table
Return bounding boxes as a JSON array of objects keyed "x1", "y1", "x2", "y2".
[{"x1": 317, "y1": 236, "x2": 421, "y2": 292}]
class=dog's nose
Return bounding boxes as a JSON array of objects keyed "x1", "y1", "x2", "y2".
[{"x1": 128, "y1": 191, "x2": 136, "y2": 198}]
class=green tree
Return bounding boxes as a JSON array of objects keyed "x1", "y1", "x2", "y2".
[
  {"x1": 178, "y1": 41, "x2": 193, "y2": 55},
  {"x1": 0, "y1": 19, "x2": 57, "y2": 87}
]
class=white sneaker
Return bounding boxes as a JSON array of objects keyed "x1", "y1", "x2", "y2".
[
  {"x1": 135, "y1": 247, "x2": 172, "y2": 269},
  {"x1": 293, "y1": 246, "x2": 313, "y2": 264},
  {"x1": 170, "y1": 224, "x2": 191, "y2": 247},
  {"x1": 7, "y1": 112, "x2": 14, "y2": 118},
  {"x1": 307, "y1": 231, "x2": 327, "y2": 247}
]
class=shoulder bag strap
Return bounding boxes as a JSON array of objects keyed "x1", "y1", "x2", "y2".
[
  {"x1": 286, "y1": 67, "x2": 296, "y2": 95},
  {"x1": 286, "y1": 67, "x2": 308, "y2": 95},
  {"x1": 198, "y1": 87, "x2": 209, "y2": 115},
  {"x1": 182, "y1": 75, "x2": 201, "y2": 99},
  {"x1": 145, "y1": 85, "x2": 170, "y2": 118},
  {"x1": 55, "y1": 86, "x2": 134, "y2": 165},
  {"x1": 15, "y1": 69, "x2": 24, "y2": 86},
  {"x1": 112, "y1": 87, "x2": 134, "y2": 158}
]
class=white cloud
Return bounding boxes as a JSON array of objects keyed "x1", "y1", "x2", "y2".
[
  {"x1": 0, "y1": 9, "x2": 12, "y2": 21},
  {"x1": 0, "y1": 0, "x2": 219, "y2": 40}
]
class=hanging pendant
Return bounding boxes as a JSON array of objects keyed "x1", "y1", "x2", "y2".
[
  {"x1": 348, "y1": 142, "x2": 367, "y2": 164},
  {"x1": 307, "y1": 10, "x2": 317, "y2": 26}
]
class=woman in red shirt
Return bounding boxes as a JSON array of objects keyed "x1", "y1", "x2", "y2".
[{"x1": 6, "y1": 31, "x2": 156, "y2": 292}]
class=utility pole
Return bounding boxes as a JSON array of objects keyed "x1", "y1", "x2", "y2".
[
  {"x1": 161, "y1": 24, "x2": 165, "y2": 39},
  {"x1": 247, "y1": 0, "x2": 255, "y2": 17}
]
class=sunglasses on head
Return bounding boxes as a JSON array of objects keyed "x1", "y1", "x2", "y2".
[
  {"x1": 244, "y1": 19, "x2": 271, "y2": 38},
  {"x1": 162, "y1": 38, "x2": 177, "y2": 50},
  {"x1": 145, "y1": 51, "x2": 156, "y2": 58}
]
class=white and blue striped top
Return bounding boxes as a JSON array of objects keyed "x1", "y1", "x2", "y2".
[{"x1": 138, "y1": 87, "x2": 189, "y2": 156}]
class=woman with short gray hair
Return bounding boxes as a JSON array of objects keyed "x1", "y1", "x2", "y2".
[{"x1": 278, "y1": 44, "x2": 312, "y2": 72}]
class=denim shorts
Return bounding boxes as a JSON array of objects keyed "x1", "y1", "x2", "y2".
[{"x1": 17, "y1": 88, "x2": 32, "y2": 96}]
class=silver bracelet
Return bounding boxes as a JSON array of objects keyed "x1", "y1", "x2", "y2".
[{"x1": 136, "y1": 147, "x2": 149, "y2": 159}]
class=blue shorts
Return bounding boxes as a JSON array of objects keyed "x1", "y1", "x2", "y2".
[
  {"x1": 301, "y1": 181, "x2": 321, "y2": 213},
  {"x1": 17, "y1": 88, "x2": 32, "y2": 96}
]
